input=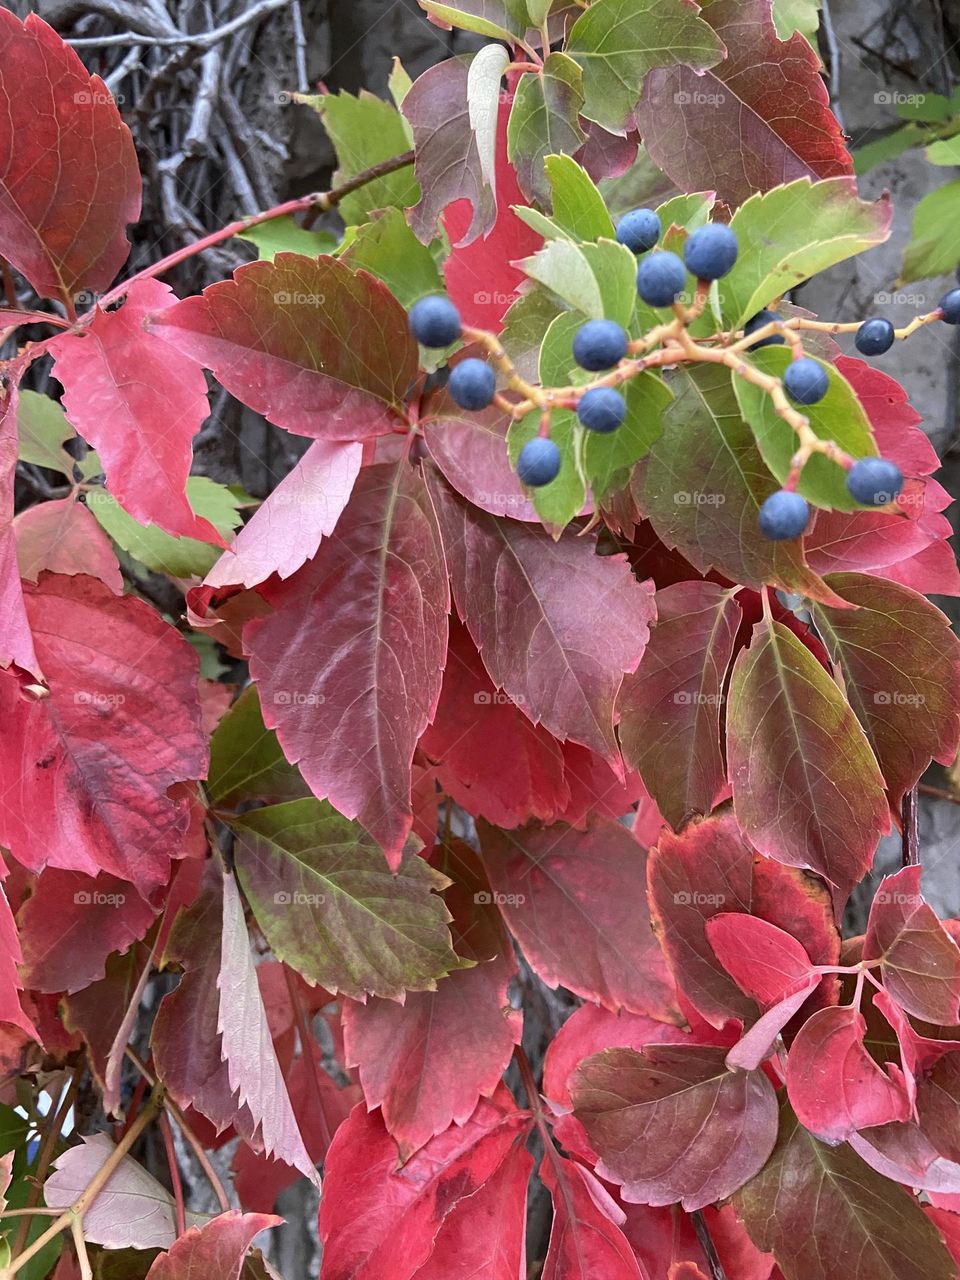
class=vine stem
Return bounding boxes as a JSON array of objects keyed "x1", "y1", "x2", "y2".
[
  {"x1": 159, "y1": 1112, "x2": 187, "y2": 1237},
  {"x1": 0, "y1": 1086, "x2": 165, "y2": 1280},
  {"x1": 10, "y1": 1070, "x2": 80, "y2": 1261},
  {"x1": 901, "y1": 787, "x2": 920, "y2": 867},
  {"x1": 691, "y1": 1209, "x2": 728, "y2": 1280}
]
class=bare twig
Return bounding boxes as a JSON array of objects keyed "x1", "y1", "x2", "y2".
[
  {"x1": 691, "y1": 1210, "x2": 728, "y2": 1280},
  {"x1": 66, "y1": 0, "x2": 292, "y2": 49}
]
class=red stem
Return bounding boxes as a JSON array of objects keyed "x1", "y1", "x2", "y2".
[{"x1": 159, "y1": 1112, "x2": 186, "y2": 1237}]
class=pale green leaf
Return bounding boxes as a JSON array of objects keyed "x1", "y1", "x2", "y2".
[
  {"x1": 900, "y1": 179, "x2": 960, "y2": 282},
  {"x1": 518, "y1": 236, "x2": 636, "y2": 324},
  {"x1": 16, "y1": 391, "x2": 76, "y2": 475},
  {"x1": 772, "y1": 0, "x2": 821, "y2": 41},
  {"x1": 420, "y1": 0, "x2": 525, "y2": 42},
  {"x1": 339, "y1": 207, "x2": 443, "y2": 310},
  {"x1": 468, "y1": 44, "x2": 511, "y2": 194},
  {"x1": 236, "y1": 217, "x2": 337, "y2": 261}
]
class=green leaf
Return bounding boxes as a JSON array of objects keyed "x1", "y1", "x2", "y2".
[
  {"x1": 733, "y1": 1099, "x2": 957, "y2": 1280},
  {"x1": 507, "y1": 57, "x2": 586, "y2": 205},
  {"x1": 236, "y1": 217, "x2": 337, "y2": 261},
  {"x1": 900, "y1": 178, "x2": 960, "y2": 282},
  {"x1": 721, "y1": 177, "x2": 893, "y2": 329},
  {"x1": 772, "y1": 0, "x2": 821, "y2": 41},
  {"x1": 926, "y1": 133, "x2": 960, "y2": 165},
  {"x1": 640, "y1": 364, "x2": 843, "y2": 604},
  {"x1": 89, "y1": 477, "x2": 245, "y2": 578},
  {"x1": 733, "y1": 347, "x2": 877, "y2": 511},
  {"x1": 514, "y1": 153, "x2": 615, "y2": 242},
  {"x1": 388, "y1": 56, "x2": 413, "y2": 108},
  {"x1": 500, "y1": 286, "x2": 565, "y2": 382},
  {"x1": 854, "y1": 124, "x2": 927, "y2": 175},
  {"x1": 298, "y1": 90, "x2": 418, "y2": 226},
  {"x1": 207, "y1": 684, "x2": 308, "y2": 808},
  {"x1": 526, "y1": 0, "x2": 555, "y2": 21},
  {"x1": 517, "y1": 236, "x2": 636, "y2": 323},
  {"x1": 566, "y1": 0, "x2": 725, "y2": 132},
  {"x1": 897, "y1": 92, "x2": 952, "y2": 122},
  {"x1": 0, "y1": 1103, "x2": 27, "y2": 1156},
  {"x1": 420, "y1": 0, "x2": 526, "y2": 41},
  {"x1": 585, "y1": 368, "x2": 671, "y2": 498},
  {"x1": 339, "y1": 208, "x2": 444, "y2": 310},
  {"x1": 16, "y1": 390, "x2": 76, "y2": 475},
  {"x1": 229, "y1": 797, "x2": 464, "y2": 1000}
]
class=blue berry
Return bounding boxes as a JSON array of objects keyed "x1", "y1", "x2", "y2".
[
  {"x1": 758, "y1": 490, "x2": 810, "y2": 541},
  {"x1": 409, "y1": 295, "x2": 461, "y2": 347},
  {"x1": 637, "y1": 251, "x2": 687, "y2": 308},
  {"x1": 572, "y1": 319, "x2": 628, "y2": 372},
  {"x1": 616, "y1": 208, "x2": 661, "y2": 254},
  {"x1": 683, "y1": 224, "x2": 738, "y2": 281},
  {"x1": 448, "y1": 358, "x2": 495, "y2": 411},
  {"x1": 744, "y1": 310, "x2": 786, "y2": 349},
  {"x1": 855, "y1": 317, "x2": 895, "y2": 356},
  {"x1": 939, "y1": 288, "x2": 960, "y2": 324},
  {"x1": 847, "y1": 457, "x2": 904, "y2": 506},
  {"x1": 517, "y1": 437, "x2": 561, "y2": 487},
  {"x1": 577, "y1": 387, "x2": 627, "y2": 433},
  {"x1": 783, "y1": 357, "x2": 829, "y2": 405}
]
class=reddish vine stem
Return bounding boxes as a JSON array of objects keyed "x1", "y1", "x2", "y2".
[
  {"x1": 159, "y1": 1112, "x2": 187, "y2": 1237},
  {"x1": 901, "y1": 787, "x2": 920, "y2": 866},
  {"x1": 11, "y1": 1070, "x2": 80, "y2": 1261}
]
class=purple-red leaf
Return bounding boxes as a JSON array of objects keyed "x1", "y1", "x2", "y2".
[
  {"x1": 619, "y1": 581, "x2": 741, "y2": 828},
  {"x1": 151, "y1": 254, "x2": 417, "y2": 441},
  {"x1": 705, "y1": 914, "x2": 816, "y2": 1008},
  {"x1": 428, "y1": 467, "x2": 654, "y2": 761},
  {"x1": 49, "y1": 280, "x2": 221, "y2": 542},
  {"x1": 0, "y1": 11, "x2": 140, "y2": 305},
  {"x1": 0, "y1": 574, "x2": 206, "y2": 893},
  {"x1": 479, "y1": 819, "x2": 680, "y2": 1022},
  {"x1": 648, "y1": 813, "x2": 839, "y2": 1029},
  {"x1": 246, "y1": 460, "x2": 449, "y2": 865},
  {"x1": 572, "y1": 1044, "x2": 778, "y2": 1211},
  {"x1": 541, "y1": 1155, "x2": 645, "y2": 1280},
  {"x1": 812, "y1": 574, "x2": 960, "y2": 806},
  {"x1": 0, "y1": 865, "x2": 36, "y2": 1038},
  {"x1": 636, "y1": 0, "x2": 852, "y2": 207},
  {"x1": 785, "y1": 1005, "x2": 911, "y2": 1142},
  {"x1": 423, "y1": 397, "x2": 538, "y2": 522},
  {"x1": 864, "y1": 866, "x2": 960, "y2": 1025},
  {"x1": 726, "y1": 619, "x2": 889, "y2": 894},
  {"x1": 204, "y1": 441, "x2": 362, "y2": 590}
]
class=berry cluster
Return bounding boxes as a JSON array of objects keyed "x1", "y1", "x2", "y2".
[{"x1": 408, "y1": 212, "x2": 959, "y2": 541}]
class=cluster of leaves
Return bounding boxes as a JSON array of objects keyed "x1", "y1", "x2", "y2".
[{"x1": 0, "y1": 2, "x2": 959, "y2": 1279}]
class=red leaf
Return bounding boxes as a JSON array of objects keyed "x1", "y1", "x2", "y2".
[
  {"x1": 479, "y1": 819, "x2": 681, "y2": 1022},
  {"x1": 317, "y1": 1089, "x2": 530, "y2": 1279},
  {"x1": 342, "y1": 946, "x2": 522, "y2": 1157},
  {"x1": 637, "y1": 0, "x2": 852, "y2": 206},
  {"x1": 49, "y1": 280, "x2": 221, "y2": 542},
  {"x1": 0, "y1": 863, "x2": 36, "y2": 1038},
  {"x1": 0, "y1": 382, "x2": 40, "y2": 677},
  {"x1": 648, "y1": 813, "x2": 839, "y2": 1029},
  {"x1": 704, "y1": 915, "x2": 816, "y2": 1008},
  {"x1": 785, "y1": 1005, "x2": 911, "y2": 1142},
  {"x1": 246, "y1": 460, "x2": 449, "y2": 865},
  {"x1": 428, "y1": 467, "x2": 655, "y2": 762},
  {"x1": 441, "y1": 83, "x2": 542, "y2": 332},
  {"x1": 0, "y1": 11, "x2": 140, "y2": 305},
  {"x1": 0, "y1": 574, "x2": 207, "y2": 892},
  {"x1": 404, "y1": 1137, "x2": 532, "y2": 1280},
  {"x1": 15, "y1": 496, "x2": 121, "y2": 591},
  {"x1": 422, "y1": 398, "x2": 538, "y2": 521},
  {"x1": 17, "y1": 868, "x2": 157, "y2": 994},
  {"x1": 403, "y1": 58, "x2": 496, "y2": 250},
  {"x1": 865, "y1": 867, "x2": 960, "y2": 1024},
  {"x1": 151, "y1": 254, "x2": 416, "y2": 442},
  {"x1": 556, "y1": 742, "x2": 651, "y2": 829},
  {"x1": 726, "y1": 619, "x2": 889, "y2": 894},
  {"x1": 204, "y1": 441, "x2": 362, "y2": 590},
  {"x1": 541, "y1": 1155, "x2": 645, "y2": 1280},
  {"x1": 724, "y1": 973, "x2": 822, "y2": 1072},
  {"x1": 670, "y1": 1265, "x2": 710, "y2": 1280},
  {"x1": 918, "y1": 1052, "x2": 960, "y2": 1166},
  {"x1": 63, "y1": 943, "x2": 153, "y2": 1102},
  {"x1": 146, "y1": 1211, "x2": 281, "y2": 1280},
  {"x1": 572, "y1": 1044, "x2": 778, "y2": 1210},
  {"x1": 619, "y1": 581, "x2": 741, "y2": 828},
  {"x1": 419, "y1": 615, "x2": 568, "y2": 827}
]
